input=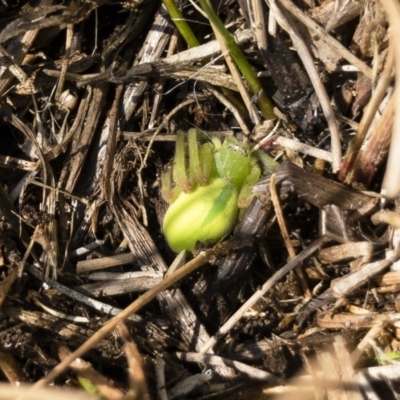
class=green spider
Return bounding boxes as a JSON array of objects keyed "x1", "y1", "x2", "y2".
[{"x1": 161, "y1": 128, "x2": 276, "y2": 252}]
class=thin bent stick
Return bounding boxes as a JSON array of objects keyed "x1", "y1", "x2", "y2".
[
  {"x1": 268, "y1": 0, "x2": 342, "y2": 172},
  {"x1": 32, "y1": 245, "x2": 226, "y2": 388},
  {"x1": 276, "y1": 0, "x2": 373, "y2": 79},
  {"x1": 200, "y1": 236, "x2": 327, "y2": 353},
  {"x1": 380, "y1": 0, "x2": 400, "y2": 198},
  {"x1": 270, "y1": 174, "x2": 312, "y2": 299}
]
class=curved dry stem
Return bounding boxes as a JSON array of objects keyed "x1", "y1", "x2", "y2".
[
  {"x1": 269, "y1": 0, "x2": 342, "y2": 172},
  {"x1": 32, "y1": 244, "x2": 229, "y2": 388},
  {"x1": 380, "y1": 0, "x2": 400, "y2": 199}
]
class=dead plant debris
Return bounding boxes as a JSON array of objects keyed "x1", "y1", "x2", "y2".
[{"x1": 0, "y1": 0, "x2": 400, "y2": 399}]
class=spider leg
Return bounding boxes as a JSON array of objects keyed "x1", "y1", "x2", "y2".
[
  {"x1": 172, "y1": 132, "x2": 192, "y2": 193},
  {"x1": 161, "y1": 166, "x2": 181, "y2": 204},
  {"x1": 188, "y1": 128, "x2": 213, "y2": 185},
  {"x1": 238, "y1": 164, "x2": 261, "y2": 209},
  {"x1": 199, "y1": 141, "x2": 214, "y2": 183}
]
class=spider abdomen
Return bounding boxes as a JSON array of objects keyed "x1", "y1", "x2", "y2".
[{"x1": 163, "y1": 178, "x2": 238, "y2": 252}]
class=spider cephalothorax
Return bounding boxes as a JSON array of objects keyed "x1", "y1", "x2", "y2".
[{"x1": 161, "y1": 128, "x2": 272, "y2": 252}]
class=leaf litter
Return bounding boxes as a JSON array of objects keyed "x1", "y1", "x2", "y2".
[{"x1": 0, "y1": 0, "x2": 400, "y2": 398}]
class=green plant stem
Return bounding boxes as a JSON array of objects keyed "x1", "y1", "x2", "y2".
[
  {"x1": 162, "y1": 0, "x2": 200, "y2": 48},
  {"x1": 197, "y1": 0, "x2": 275, "y2": 120}
]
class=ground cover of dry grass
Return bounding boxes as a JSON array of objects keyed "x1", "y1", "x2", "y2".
[{"x1": 1, "y1": 0, "x2": 400, "y2": 399}]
